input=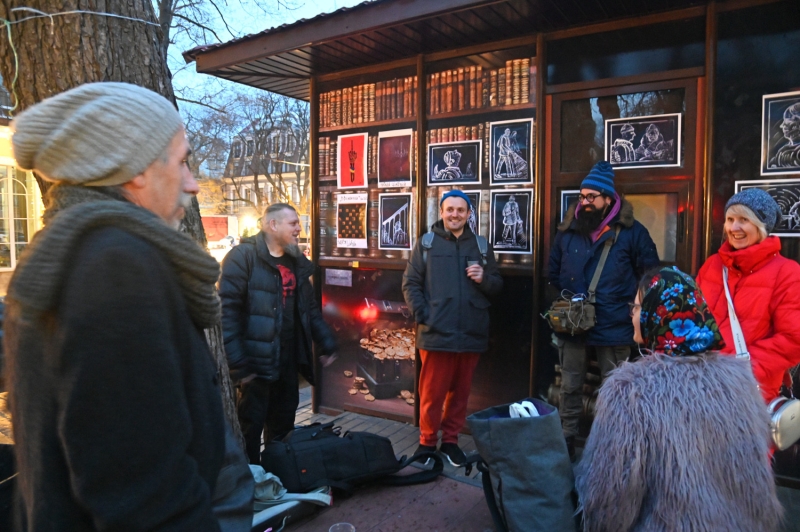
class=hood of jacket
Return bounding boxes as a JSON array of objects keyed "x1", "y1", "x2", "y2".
[{"x1": 558, "y1": 195, "x2": 635, "y2": 233}]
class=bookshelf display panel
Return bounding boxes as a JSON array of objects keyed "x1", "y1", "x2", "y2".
[
  {"x1": 424, "y1": 48, "x2": 537, "y2": 269},
  {"x1": 425, "y1": 57, "x2": 536, "y2": 118},
  {"x1": 319, "y1": 75, "x2": 418, "y2": 131}
]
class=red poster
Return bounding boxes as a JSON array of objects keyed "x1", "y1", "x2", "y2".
[
  {"x1": 201, "y1": 216, "x2": 229, "y2": 242},
  {"x1": 337, "y1": 132, "x2": 368, "y2": 189}
]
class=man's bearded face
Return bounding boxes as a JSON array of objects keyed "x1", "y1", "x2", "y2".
[{"x1": 576, "y1": 198, "x2": 608, "y2": 236}]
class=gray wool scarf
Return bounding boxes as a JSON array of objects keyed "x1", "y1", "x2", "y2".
[{"x1": 8, "y1": 184, "x2": 221, "y2": 328}]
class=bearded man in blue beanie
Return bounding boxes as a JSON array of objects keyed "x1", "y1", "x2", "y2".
[{"x1": 548, "y1": 161, "x2": 660, "y2": 459}]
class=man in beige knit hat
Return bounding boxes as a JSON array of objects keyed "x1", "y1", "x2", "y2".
[{"x1": 4, "y1": 82, "x2": 249, "y2": 531}]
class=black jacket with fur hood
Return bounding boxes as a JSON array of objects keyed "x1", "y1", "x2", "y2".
[{"x1": 548, "y1": 196, "x2": 660, "y2": 346}]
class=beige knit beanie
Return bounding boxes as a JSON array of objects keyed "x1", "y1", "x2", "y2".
[{"x1": 11, "y1": 82, "x2": 184, "y2": 186}]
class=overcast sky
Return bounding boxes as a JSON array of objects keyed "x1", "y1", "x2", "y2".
[{"x1": 173, "y1": 0, "x2": 365, "y2": 108}]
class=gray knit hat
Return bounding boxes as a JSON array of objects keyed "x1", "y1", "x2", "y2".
[
  {"x1": 11, "y1": 82, "x2": 184, "y2": 186},
  {"x1": 725, "y1": 188, "x2": 781, "y2": 234}
]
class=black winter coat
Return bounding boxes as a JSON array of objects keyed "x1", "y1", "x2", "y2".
[
  {"x1": 6, "y1": 227, "x2": 225, "y2": 531},
  {"x1": 548, "y1": 198, "x2": 660, "y2": 346},
  {"x1": 402, "y1": 221, "x2": 503, "y2": 353},
  {"x1": 219, "y1": 234, "x2": 336, "y2": 384}
]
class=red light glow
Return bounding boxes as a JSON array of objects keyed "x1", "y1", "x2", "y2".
[{"x1": 357, "y1": 306, "x2": 379, "y2": 321}]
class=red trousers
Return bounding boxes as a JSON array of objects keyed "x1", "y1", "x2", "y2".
[{"x1": 418, "y1": 349, "x2": 481, "y2": 446}]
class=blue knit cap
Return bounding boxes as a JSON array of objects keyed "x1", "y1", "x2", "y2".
[
  {"x1": 725, "y1": 188, "x2": 780, "y2": 234},
  {"x1": 440, "y1": 189, "x2": 472, "y2": 210},
  {"x1": 580, "y1": 161, "x2": 616, "y2": 197}
]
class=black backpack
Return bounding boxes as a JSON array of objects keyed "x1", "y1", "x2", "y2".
[{"x1": 260, "y1": 422, "x2": 443, "y2": 494}]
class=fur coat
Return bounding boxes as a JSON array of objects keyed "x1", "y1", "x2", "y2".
[{"x1": 575, "y1": 353, "x2": 782, "y2": 532}]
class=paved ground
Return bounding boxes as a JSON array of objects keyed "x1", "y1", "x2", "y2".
[
  {"x1": 284, "y1": 387, "x2": 492, "y2": 532},
  {"x1": 287, "y1": 386, "x2": 800, "y2": 532}
]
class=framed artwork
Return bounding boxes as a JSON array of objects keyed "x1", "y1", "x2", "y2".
[
  {"x1": 378, "y1": 193, "x2": 413, "y2": 250},
  {"x1": 378, "y1": 129, "x2": 413, "y2": 188},
  {"x1": 427, "y1": 140, "x2": 481, "y2": 186},
  {"x1": 604, "y1": 113, "x2": 682, "y2": 169},
  {"x1": 336, "y1": 193, "x2": 368, "y2": 248},
  {"x1": 490, "y1": 189, "x2": 533, "y2": 254},
  {"x1": 761, "y1": 91, "x2": 800, "y2": 176},
  {"x1": 462, "y1": 190, "x2": 482, "y2": 235},
  {"x1": 489, "y1": 119, "x2": 534, "y2": 186},
  {"x1": 560, "y1": 189, "x2": 580, "y2": 222},
  {"x1": 337, "y1": 132, "x2": 368, "y2": 189},
  {"x1": 735, "y1": 179, "x2": 800, "y2": 237}
]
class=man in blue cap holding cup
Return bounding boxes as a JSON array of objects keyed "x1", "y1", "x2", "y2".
[{"x1": 403, "y1": 190, "x2": 503, "y2": 466}]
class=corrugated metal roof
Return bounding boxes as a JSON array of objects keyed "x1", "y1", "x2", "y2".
[{"x1": 183, "y1": 0, "x2": 385, "y2": 62}]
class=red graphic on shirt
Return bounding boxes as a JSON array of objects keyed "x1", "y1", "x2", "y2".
[{"x1": 276, "y1": 264, "x2": 296, "y2": 304}]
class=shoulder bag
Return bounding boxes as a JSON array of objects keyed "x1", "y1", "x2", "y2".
[
  {"x1": 544, "y1": 227, "x2": 620, "y2": 336},
  {"x1": 723, "y1": 266, "x2": 800, "y2": 451}
]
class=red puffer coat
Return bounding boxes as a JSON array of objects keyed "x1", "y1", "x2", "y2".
[{"x1": 697, "y1": 236, "x2": 800, "y2": 402}]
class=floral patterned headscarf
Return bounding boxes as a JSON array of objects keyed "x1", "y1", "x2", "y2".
[{"x1": 639, "y1": 266, "x2": 725, "y2": 356}]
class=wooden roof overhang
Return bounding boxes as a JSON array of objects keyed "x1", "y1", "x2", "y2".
[{"x1": 183, "y1": 0, "x2": 751, "y2": 101}]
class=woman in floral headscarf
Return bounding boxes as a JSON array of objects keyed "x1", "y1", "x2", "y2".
[{"x1": 575, "y1": 266, "x2": 782, "y2": 532}]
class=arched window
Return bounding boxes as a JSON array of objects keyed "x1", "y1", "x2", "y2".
[{"x1": 0, "y1": 167, "x2": 44, "y2": 269}]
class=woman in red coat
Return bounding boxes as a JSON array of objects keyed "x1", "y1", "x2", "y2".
[{"x1": 697, "y1": 187, "x2": 800, "y2": 403}]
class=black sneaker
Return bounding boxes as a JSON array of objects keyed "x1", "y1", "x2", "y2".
[
  {"x1": 439, "y1": 442, "x2": 467, "y2": 466},
  {"x1": 413, "y1": 444, "x2": 437, "y2": 465}
]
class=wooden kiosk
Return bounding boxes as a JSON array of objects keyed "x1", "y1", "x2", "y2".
[{"x1": 187, "y1": 0, "x2": 800, "y2": 482}]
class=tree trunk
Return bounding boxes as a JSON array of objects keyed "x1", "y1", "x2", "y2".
[{"x1": 0, "y1": 0, "x2": 237, "y2": 436}]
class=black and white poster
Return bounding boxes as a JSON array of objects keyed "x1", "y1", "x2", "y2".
[
  {"x1": 605, "y1": 113, "x2": 681, "y2": 169},
  {"x1": 490, "y1": 189, "x2": 533, "y2": 254},
  {"x1": 462, "y1": 190, "x2": 482, "y2": 235},
  {"x1": 761, "y1": 91, "x2": 800, "y2": 176},
  {"x1": 336, "y1": 193, "x2": 368, "y2": 248},
  {"x1": 378, "y1": 129, "x2": 413, "y2": 188},
  {"x1": 378, "y1": 193, "x2": 413, "y2": 250},
  {"x1": 427, "y1": 140, "x2": 481, "y2": 186},
  {"x1": 489, "y1": 119, "x2": 534, "y2": 186},
  {"x1": 560, "y1": 189, "x2": 580, "y2": 222},
  {"x1": 735, "y1": 179, "x2": 800, "y2": 237}
]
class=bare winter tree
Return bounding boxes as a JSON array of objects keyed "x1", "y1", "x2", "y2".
[
  {"x1": 0, "y1": 0, "x2": 240, "y2": 434},
  {"x1": 185, "y1": 100, "x2": 241, "y2": 179},
  {"x1": 224, "y1": 92, "x2": 310, "y2": 214},
  {"x1": 154, "y1": 0, "x2": 296, "y2": 109}
]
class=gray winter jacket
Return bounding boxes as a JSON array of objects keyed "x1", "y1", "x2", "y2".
[{"x1": 576, "y1": 353, "x2": 782, "y2": 532}]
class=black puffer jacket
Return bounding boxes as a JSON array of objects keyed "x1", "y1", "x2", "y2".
[
  {"x1": 219, "y1": 234, "x2": 336, "y2": 384},
  {"x1": 402, "y1": 221, "x2": 503, "y2": 353}
]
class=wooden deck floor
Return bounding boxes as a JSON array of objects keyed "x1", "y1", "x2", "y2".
[{"x1": 283, "y1": 387, "x2": 494, "y2": 531}]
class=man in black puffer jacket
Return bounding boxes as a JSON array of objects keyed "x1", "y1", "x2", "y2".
[
  {"x1": 220, "y1": 203, "x2": 337, "y2": 464},
  {"x1": 402, "y1": 190, "x2": 503, "y2": 466}
]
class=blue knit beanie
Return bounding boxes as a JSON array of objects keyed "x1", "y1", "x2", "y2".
[
  {"x1": 580, "y1": 161, "x2": 616, "y2": 197},
  {"x1": 440, "y1": 189, "x2": 472, "y2": 210},
  {"x1": 725, "y1": 188, "x2": 780, "y2": 234}
]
